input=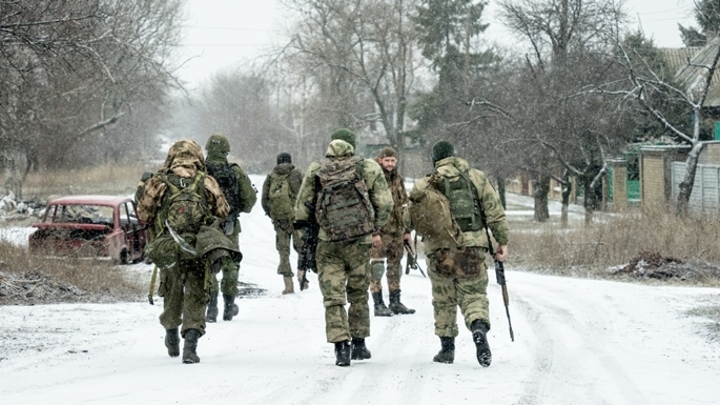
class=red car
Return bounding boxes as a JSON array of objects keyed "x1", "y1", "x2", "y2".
[{"x1": 29, "y1": 195, "x2": 149, "y2": 264}]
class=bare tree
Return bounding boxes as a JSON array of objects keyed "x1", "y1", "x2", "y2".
[
  {"x1": 278, "y1": 0, "x2": 420, "y2": 150},
  {"x1": 0, "y1": 0, "x2": 184, "y2": 193},
  {"x1": 597, "y1": 34, "x2": 720, "y2": 215},
  {"x1": 497, "y1": 0, "x2": 627, "y2": 222}
]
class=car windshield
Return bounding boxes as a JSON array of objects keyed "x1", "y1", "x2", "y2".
[{"x1": 48, "y1": 204, "x2": 114, "y2": 225}]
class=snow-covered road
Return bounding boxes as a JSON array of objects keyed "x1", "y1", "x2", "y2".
[{"x1": 1, "y1": 177, "x2": 719, "y2": 405}]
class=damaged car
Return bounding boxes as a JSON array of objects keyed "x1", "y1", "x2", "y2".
[{"x1": 29, "y1": 196, "x2": 149, "y2": 264}]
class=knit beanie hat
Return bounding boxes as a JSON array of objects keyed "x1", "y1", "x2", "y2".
[
  {"x1": 376, "y1": 146, "x2": 398, "y2": 159},
  {"x1": 277, "y1": 152, "x2": 292, "y2": 165},
  {"x1": 331, "y1": 128, "x2": 356, "y2": 149},
  {"x1": 431, "y1": 140, "x2": 455, "y2": 163}
]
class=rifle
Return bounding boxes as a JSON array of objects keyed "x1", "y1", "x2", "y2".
[
  {"x1": 295, "y1": 202, "x2": 319, "y2": 290},
  {"x1": 481, "y1": 220, "x2": 514, "y2": 342},
  {"x1": 403, "y1": 240, "x2": 426, "y2": 278}
]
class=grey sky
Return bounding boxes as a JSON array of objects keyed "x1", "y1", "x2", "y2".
[{"x1": 177, "y1": 0, "x2": 696, "y2": 87}]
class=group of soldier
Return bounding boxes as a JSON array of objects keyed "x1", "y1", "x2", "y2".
[{"x1": 136, "y1": 128, "x2": 509, "y2": 368}]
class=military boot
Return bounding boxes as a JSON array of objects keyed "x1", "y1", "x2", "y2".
[
  {"x1": 471, "y1": 320, "x2": 492, "y2": 367},
  {"x1": 389, "y1": 289, "x2": 415, "y2": 315},
  {"x1": 206, "y1": 293, "x2": 218, "y2": 323},
  {"x1": 282, "y1": 276, "x2": 295, "y2": 294},
  {"x1": 223, "y1": 294, "x2": 239, "y2": 321},
  {"x1": 334, "y1": 340, "x2": 351, "y2": 367},
  {"x1": 350, "y1": 337, "x2": 372, "y2": 360},
  {"x1": 182, "y1": 329, "x2": 201, "y2": 364},
  {"x1": 372, "y1": 292, "x2": 393, "y2": 317},
  {"x1": 164, "y1": 328, "x2": 180, "y2": 358},
  {"x1": 432, "y1": 336, "x2": 455, "y2": 364}
]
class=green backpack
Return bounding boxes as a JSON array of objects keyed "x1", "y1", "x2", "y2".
[
  {"x1": 145, "y1": 171, "x2": 211, "y2": 267},
  {"x1": 437, "y1": 170, "x2": 483, "y2": 232},
  {"x1": 160, "y1": 171, "x2": 211, "y2": 236},
  {"x1": 267, "y1": 172, "x2": 294, "y2": 220},
  {"x1": 315, "y1": 156, "x2": 375, "y2": 242}
]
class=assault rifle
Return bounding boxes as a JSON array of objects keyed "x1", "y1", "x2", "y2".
[
  {"x1": 294, "y1": 202, "x2": 319, "y2": 290},
  {"x1": 474, "y1": 184, "x2": 514, "y2": 342},
  {"x1": 481, "y1": 225, "x2": 514, "y2": 342},
  {"x1": 403, "y1": 241, "x2": 426, "y2": 278}
]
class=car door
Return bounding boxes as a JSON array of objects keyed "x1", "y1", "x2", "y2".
[{"x1": 121, "y1": 201, "x2": 147, "y2": 260}]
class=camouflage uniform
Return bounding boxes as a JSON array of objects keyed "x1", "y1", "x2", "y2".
[
  {"x1": 204, "y1": 134, "x2": 257, "y2": 322},
  {"x1": 404, "y1": 150, "x2": 509, "y2": 366},
  {"x1": 368, "y1": 147, "x2": 414, "y2": 316},
  {"x1": 137, "y1": 139, "x2": 234, "y2": 363},
  {"x1": 261, "y1": 155, "x2": 304, "y2": 293},
  {"x1": 295, "y1": 138, "x2": 392, "y2": 366}
]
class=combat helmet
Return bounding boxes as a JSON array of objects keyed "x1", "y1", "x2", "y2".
[{"x1": 206, "y1": 134, "x2": 230, "y2": 155}]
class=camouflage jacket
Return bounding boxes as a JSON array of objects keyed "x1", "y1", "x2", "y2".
[
  {"x1": 206, "y1": 152, "x2": 257, "y2": 214},
  {"x1": 261, "y1": 162, "x2": 304, "y2": 217},
  {"x1": 295, "y1": 140, "x2": 393, "y2": 243},
  {"x1": 137, "y1": 140, "x2": 229, "y2": 231},
  {"x1": 404, "y1": 156, "x2": 509, "y2": 253},
  {"x1": 378, "y1": 168, "x2": 408, "y2": 237}
]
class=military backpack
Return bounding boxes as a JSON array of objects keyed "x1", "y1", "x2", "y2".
[
  {"x1": 160, "y1": 171, "x2": 211, "y2": 235},
  {"x1": 437, "y1": 170, "x2": 484, "y2": 232},
  {"x1": 206, "y1": 162, "x2": 241, "y2": 214},
  {"x1": 315, "y1": 156, "x2": 375, "y2": 242},
  {"x1": 267, "y1": 171, "x2": 294, "y2": 220},
  {"x1": 144, "y1": 171, "x2": 211, "y2": 267},
  {"x1": 407, "y1": 174, "x2": 465, "y2": 249}
]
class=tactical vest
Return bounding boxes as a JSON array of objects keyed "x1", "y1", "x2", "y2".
[
  {"x1": 267, "y1": 171, "x2": 294, "y2": 220},
  {"x1": 206, "y1": 162, "x2": 241, "y2": 213},
  {"x1": 315, "y1": 156, "x2": 375, "y2": 242},
  {"x1": 438, "y1": 171, "x2": 483, "y2": 232}
]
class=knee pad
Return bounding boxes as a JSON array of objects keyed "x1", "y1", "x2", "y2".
[{"x1": 370, "y1": 260, "x2": 385, "y2": 280}]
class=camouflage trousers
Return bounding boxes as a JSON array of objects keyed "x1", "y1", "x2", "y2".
[
  {"x1": 368, "y1": 233, "x2": 403, "y2": 294},
  {"x1": 209, "y1": 220, "x2": 240, "y2": 297},
  {"x1": 316, "y1": 239, "x2": 371, "y2": 343},
  {"x1": 158, "y1": 258, "x2": 209, "y2": 337},
  {"x1": 428, "y1": 247, "x2": 490, "y2": 338},
  {"x1": 273, "y1": 219, "x2": 301, "y2": 277}
]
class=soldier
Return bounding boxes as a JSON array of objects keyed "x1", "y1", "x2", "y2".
[
  {"x1": 368, "y1": 147, "x2": 415, "y2": 316},
  {"x1": 204, "y1": 134, "x2": 257, "y2": 322},
  {"x1": 404, "y1": 140, "x2": 509, "y2": 367},
  {"x1": 295, "y1": 128, "x2": 393, "y2": 367},
  {"x1": 261, "y1": 152, "x2": 305, "y2": 293},
  {"x1": 137, "y1": 139, "x2": 241, "y2": 364}
]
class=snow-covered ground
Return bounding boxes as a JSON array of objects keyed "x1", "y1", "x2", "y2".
[{"x1": 1, "y1": 175, "x2": 719, "y2": 405}]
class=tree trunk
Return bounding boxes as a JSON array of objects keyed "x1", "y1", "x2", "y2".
[
  {"x1": 560, "y1": 171, "x2": 571, "y2": 228},
  {"x1": 677, "y1": 142, "x2": 705, "y2": 216},
  {"x1": 497, "y1": 176, "x2": 506, "y2": 210},
  {"x1": 532, "y1": 174, "x2": 550, "y2": 222},
  {"x1": 583, "y1": 175, "x2": 594, "y2": 224}
]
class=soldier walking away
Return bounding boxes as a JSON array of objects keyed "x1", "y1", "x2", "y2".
[
  {"x1": 368, "y1": 147, "x2": 415, "y2": 317},
  {"x1": 404, "y1": 140, "x2": 509, "y2": 367},
  {"x1": 204, "y1": 134, "x2": 257, "y2": 322},
  {"x1": 261, "y1": 152, "x2": 305, "y2": 294},
  {"x1": 137, "y1": 139, "x2": 241, "y2": 364},
  {"x1": 294, "y1": 128, "x2": 392, "y2": 367}
]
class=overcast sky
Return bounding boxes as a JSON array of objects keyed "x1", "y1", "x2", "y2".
[{"x1": 177, "y1": 0, "x2": 696, "y2": 88}]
